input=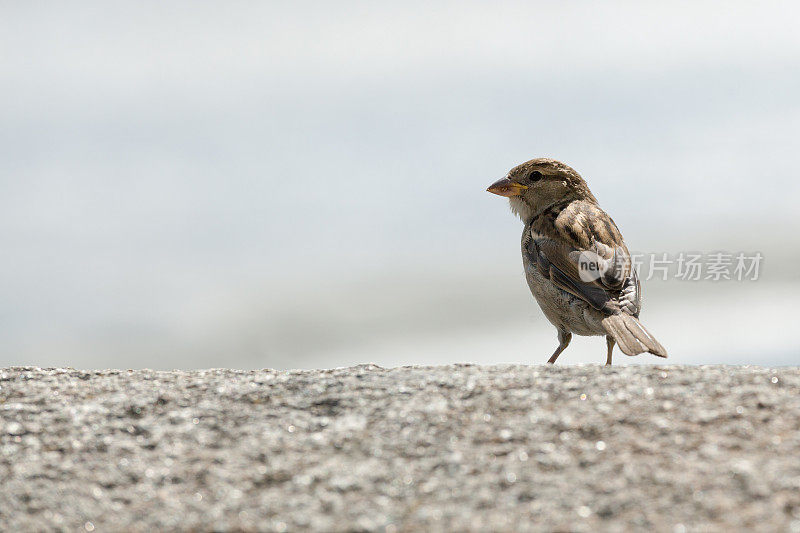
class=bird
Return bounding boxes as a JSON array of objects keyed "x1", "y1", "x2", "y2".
[{"x1": 486, "y1": 158, "x2": 666, "y2": 365}]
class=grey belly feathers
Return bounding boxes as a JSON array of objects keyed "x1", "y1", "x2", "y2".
[{"x1": 522, "y1": 235, "x2": 606, "y2": 337}]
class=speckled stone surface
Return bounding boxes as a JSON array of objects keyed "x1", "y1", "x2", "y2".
[{"x1": 1, "y1": 365, "x2": 799, "y2": 532}]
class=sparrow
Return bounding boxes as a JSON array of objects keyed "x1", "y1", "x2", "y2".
[{"x1": 487, "y1": 158, "x2": 667, "y2": 365}]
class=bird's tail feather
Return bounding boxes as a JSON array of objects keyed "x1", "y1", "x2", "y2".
[{"x1": 601, "y1": 314, "x2": 667, "y2": 358}]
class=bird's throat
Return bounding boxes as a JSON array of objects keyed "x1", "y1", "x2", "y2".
[{"x1": 509, "y1": 197, "x2": 536, "y2": 223}]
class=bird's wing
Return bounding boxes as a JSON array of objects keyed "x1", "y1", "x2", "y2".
[{"x1": 528, "y1": 203, "x2": 639, "y2": 314}]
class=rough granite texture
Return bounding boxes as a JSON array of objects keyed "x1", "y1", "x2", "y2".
[{"x1": 1, "y1": 365, "x2": 799, "y2": 532}]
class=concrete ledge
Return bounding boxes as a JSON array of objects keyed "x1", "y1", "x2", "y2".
[{"x1": 1, "y1": 365, "x2": 799, "y2": 531}]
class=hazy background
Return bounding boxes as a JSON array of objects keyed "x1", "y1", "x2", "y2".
[{"x1": 2, "y1": 1, "x2": 799, "y2": 369}]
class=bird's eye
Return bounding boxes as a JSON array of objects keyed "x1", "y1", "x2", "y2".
[{"x1": 529, "y1": 171, "x2": 543, "y2": 182}]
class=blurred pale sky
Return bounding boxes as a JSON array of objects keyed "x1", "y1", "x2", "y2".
[{"x1": 2, "y1": 2, "x2": 799, "y2": 368}]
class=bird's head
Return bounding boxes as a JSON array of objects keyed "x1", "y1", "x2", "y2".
[{"x1": 487, "y1": 158, "x2": 597, "y2": 222}]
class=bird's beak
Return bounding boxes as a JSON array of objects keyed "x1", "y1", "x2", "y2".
[{"x1": 486, "y1": 177, "x2": 528, "y2": 197}]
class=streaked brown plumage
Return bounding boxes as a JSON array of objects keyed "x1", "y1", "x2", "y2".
[{"x1": 487, "y1": 158, "x2": 666, "y2": 365}]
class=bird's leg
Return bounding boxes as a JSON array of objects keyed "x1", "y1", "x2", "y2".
[
  {"x1": 605, "y1": 336, "x2": 615, "y2": 366},
  {"x1": 547, "y1": 329, "x2": 572, "y2": 364}
]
